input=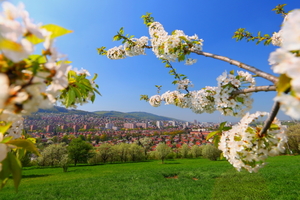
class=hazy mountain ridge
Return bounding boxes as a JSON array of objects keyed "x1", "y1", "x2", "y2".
[{"x1": 37, "y1": 106, "x2": 181, "y2": 121}]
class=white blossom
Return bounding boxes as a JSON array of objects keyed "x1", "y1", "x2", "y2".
[{"x1": 218, "y1": 111, "x2": 287, "y2": 172}]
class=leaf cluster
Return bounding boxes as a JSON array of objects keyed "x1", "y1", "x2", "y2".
[
  {"x1": 59, "y1": 71, "x2": 101, "y2": 108},
  {"x1": 232, "y1": 28, "x2": 272, "y2": 45},
  {"x1": 141, "y1": 12, "x2": 155, "y2": 27},
  {"x1": 272, "y1": 4, "x2": 288, "y2": 16},
  {"x1": 206, "y1": 121, "x2": 231, "y2": 147}
]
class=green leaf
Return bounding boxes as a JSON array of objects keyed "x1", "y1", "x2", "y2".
[
  {"x1": 91, "y1": 73, "x2": 98, "y2": 81},
  {"x1": 222, "y1": 127, "x2": 232, "y2": 131},
  {"x1": 16, "y1": 148, "x2": 26, "y2": 160},
  {"x1": 0, "y1": 122, "x2": 12, "y2": 134},
  {"x1": 27, "y1": 138, "x2": 36, "y2": 144},
  {"x1": 234, "y1": 136, "x2": 242, "y2": 141},
  {"x1": 7, "y1": 139, "x2": 40, "y2": 156},
  {"x1": 206, "y1": 131, "x2": 219, "y2": 140},
  {"x1": 219, "y1": 121, "x2": 227, "y2": 130},
  {"x1": 1, "y1": 136, "x2": 13, "y2": 143},
  {"x1": 236, "y1": 97, "x2": 244, "y2": 103},
  {"x1": 113, "y1": 35, "x2": 120, "y2": 41},
  {"x1": 26, "y1": 24, "x2": 73, "y2": 45},
  {"x1": 0, "y1": 38, "x2": 23, "y2": 52},
  {"x1": 26, "y1": 55, "x2": 47, "y2": 64},
  {"x1": 57, "y1": 60, "x2": 72, "y2": 65},
  {"x1": 72, "y1": 87, "x2": 82, "y2": 99},
  {"x1": 90, "y1": 94, "x2": 96, "y2": 103},
  {"x1": 213, "y1": 135, "x2": 221, "y2": 147},
  {"x1": 177, "y1": 54, "x2": 185, "y2": 62},
  {"x1": 229, "y1": 70, "x2": 235, "y2": 75},
  {"x1": 276, "y1": 74, "x2": 291, "y2": 94},
  {"x1": 66, "y1": 88, "x2": 76, "y2": 107},
  {"x1": 270, "y1": 123, "x2": 280, "y2": 130},
  {"x1": 0, "y1": 156, "x2": 11, "y2": 185},
  {"x1": 6, "y1": 152, "x2": 21, "y2": 192},
  {"x1": 119, "y1": 27, "x2": 124, "y2": 35}
]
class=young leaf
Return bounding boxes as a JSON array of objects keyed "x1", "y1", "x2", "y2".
[
  {"x1": 206, "y1": 131, "x2": 219, "y2": 140},
  {"x1": 0, "y1": 122, "x2": 12, "y2": 135},
  {"x1": 0, "y1": 157, "x2": 11, "y2": 189},
  {"x1": 66, "y1": 88, "x2": 76, "y2": 107},
  {"x1": 7, "y1": 139, "x2": 40, "y2": 156},
  {"x1": 276, "y1": 74, "x2": 291, "y2": 94},
  {"x1": 6, "y1": 152, "x2": 21, "y2": 192},
  {"x1": 26, "y1": 24, "x2": 73, "y2": 45},
  {"x1": 219, "y1": 121, "x2": 227, "y2": 130}
]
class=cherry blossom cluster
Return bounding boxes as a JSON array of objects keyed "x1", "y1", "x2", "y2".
[
  {"x1": 106, "y1": 21, "x2": 203, "y2": 65},
  {"x1": 188, "y1": 86, "x2": 217, "y2": 114},
  {"x1": 149, "y1": 86, "x2": 216, "y2": 114},
  {"x1": 271, "y1": 30, "x2": 283, "y2": 46},
  {"x1": 149, "y1": 22, "x2": 203, "y2": 63},
  {"x1": 215, "y1": 71, "x2": 255, "y2": 117},
  {"x1": 269, "y1": 9, "x2": 300, "y2": 119},
  {"x1": 148, "y1": 70, "x2": 255, "y2": 117},
  {"x1": 161, "y1": 90, "x2": 188, "y2": 108},
  {"x1": 176, "y1": 79, "x2": 194, "y2": 90},
  {"x1": 0, "y1": 1, "x2": 96, "y2": 171},
  {"x1": 106, "y1": 36, "x2": 149, "y2": 59},
  {"x1": 0, "y1": 2, "x2": 73, "y2": 120},
  {"x1": 218, "y1": 111, "x2": 287, "y2": 173}
]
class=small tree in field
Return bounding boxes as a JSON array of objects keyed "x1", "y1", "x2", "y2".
[
  {"x1": 115, "y1": 143, "x2": 130, "y2": 162},
  {"x1": 138, "y1": 137, "x2": 153, "y2": 159},
  {"x1": 128, "y1": 143, "x2": 145, "y2": 162},
  {"x1": 180, "y1": 143, "x2": 190, "y2": 158},
  {"x1": 202, "y1": 144, "x2": 222, "y2": 161},
  {"x1": 285, "y1": 123, "x2": 300, "y2": 154},
  {"x1": 68, "y1": 138, "x2": 93, "y2": 166},
  {"x1": 191, "y1": 145, "x2": 202, "y2": 158},
  {"x1": 37, "y1": 143, "x2": 69, "y2": 171},
  {"x1": 97, "y1": 143, "x2": 113, "y2": 163},
  {"x1": 155, "y1": 143, "x2": 171, "y2": 164}
]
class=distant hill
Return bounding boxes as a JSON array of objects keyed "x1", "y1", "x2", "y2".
[
  {"x1": 37, "y1": 106, "x2": 182, "y2": 121},
  {"x1": 37, "y1": 106, "x2": 94, "y2": 115},
  {"x1": 94, "y1": 111, "x2": 178, "y2": 121}
]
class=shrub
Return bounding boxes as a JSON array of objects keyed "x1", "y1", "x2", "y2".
[
  {"x1": 38, "y1": 143, "x2": 68, "y2": 167},
  {"x1": 191, "y1": 145, "x2": 202, "y2": 158},
  {"x1": 202, "y1": 144, "x2": 221, "y2": 161},
  {"x1": 179, "y1": 144, "x2": 190, "y2": 158},
  {"x1": 285, "y1": 123, "x2": 300, "y2": 154},
  {"x1": 155, "y1": 143, "x2": 171, "y2": 164},
  {"x1": 166, "y1": 151, "x2": 176, "y2": 159},
  {"x1": 128, "y1": 143, "x2": 145, "y2": 162}
]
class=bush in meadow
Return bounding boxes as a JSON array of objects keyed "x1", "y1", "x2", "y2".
[{"x1": 202, "y1": 144, "x2": 222, "y2": 161}]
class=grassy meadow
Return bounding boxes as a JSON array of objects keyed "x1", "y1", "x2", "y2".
[{"x1": 1, "y1": 155, "x2": 300, "y2": 200}]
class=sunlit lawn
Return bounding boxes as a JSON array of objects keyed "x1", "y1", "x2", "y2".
[{"x1": 1, "y1": 155, "x2": 300, "y2": 200}]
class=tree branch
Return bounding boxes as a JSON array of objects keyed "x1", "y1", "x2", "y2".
[
  {"x1": 259, "y1": 88, "x2": 289, "y2": 136},
  {"x1": 259, "y1": 101, "x2": 280, "y2": 136},
  {"x1": 232, "y1": 85, "x2": 276, "y2": 95},
  {"x1": 189, "y1": 50, "x2": 278, "y2": 83}
]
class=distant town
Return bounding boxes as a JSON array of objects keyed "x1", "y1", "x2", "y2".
[
  {"x1": 24, "y1": 107, "x2": 296, "y2": 150},
  {"x1": 24, "y1": 110, "x2": 230, "y2": 148}
]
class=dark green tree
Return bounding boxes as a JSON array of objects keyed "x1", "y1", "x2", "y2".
[{"x1": 68, "y1": 138, "x2": 93, "y2": 166}]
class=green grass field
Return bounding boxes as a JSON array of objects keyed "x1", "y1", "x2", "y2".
[{"x1": 1, "y1": 156, "x2": 300, "y2": 200}]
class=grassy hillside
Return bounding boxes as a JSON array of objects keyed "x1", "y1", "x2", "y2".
[{"x1": 2, "y1": 156, "x2": 300, "y2": 200}]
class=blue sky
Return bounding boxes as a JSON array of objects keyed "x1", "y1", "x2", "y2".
[{"x1": 11, "y1": 0, "x2": 300, "y2": 122}]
